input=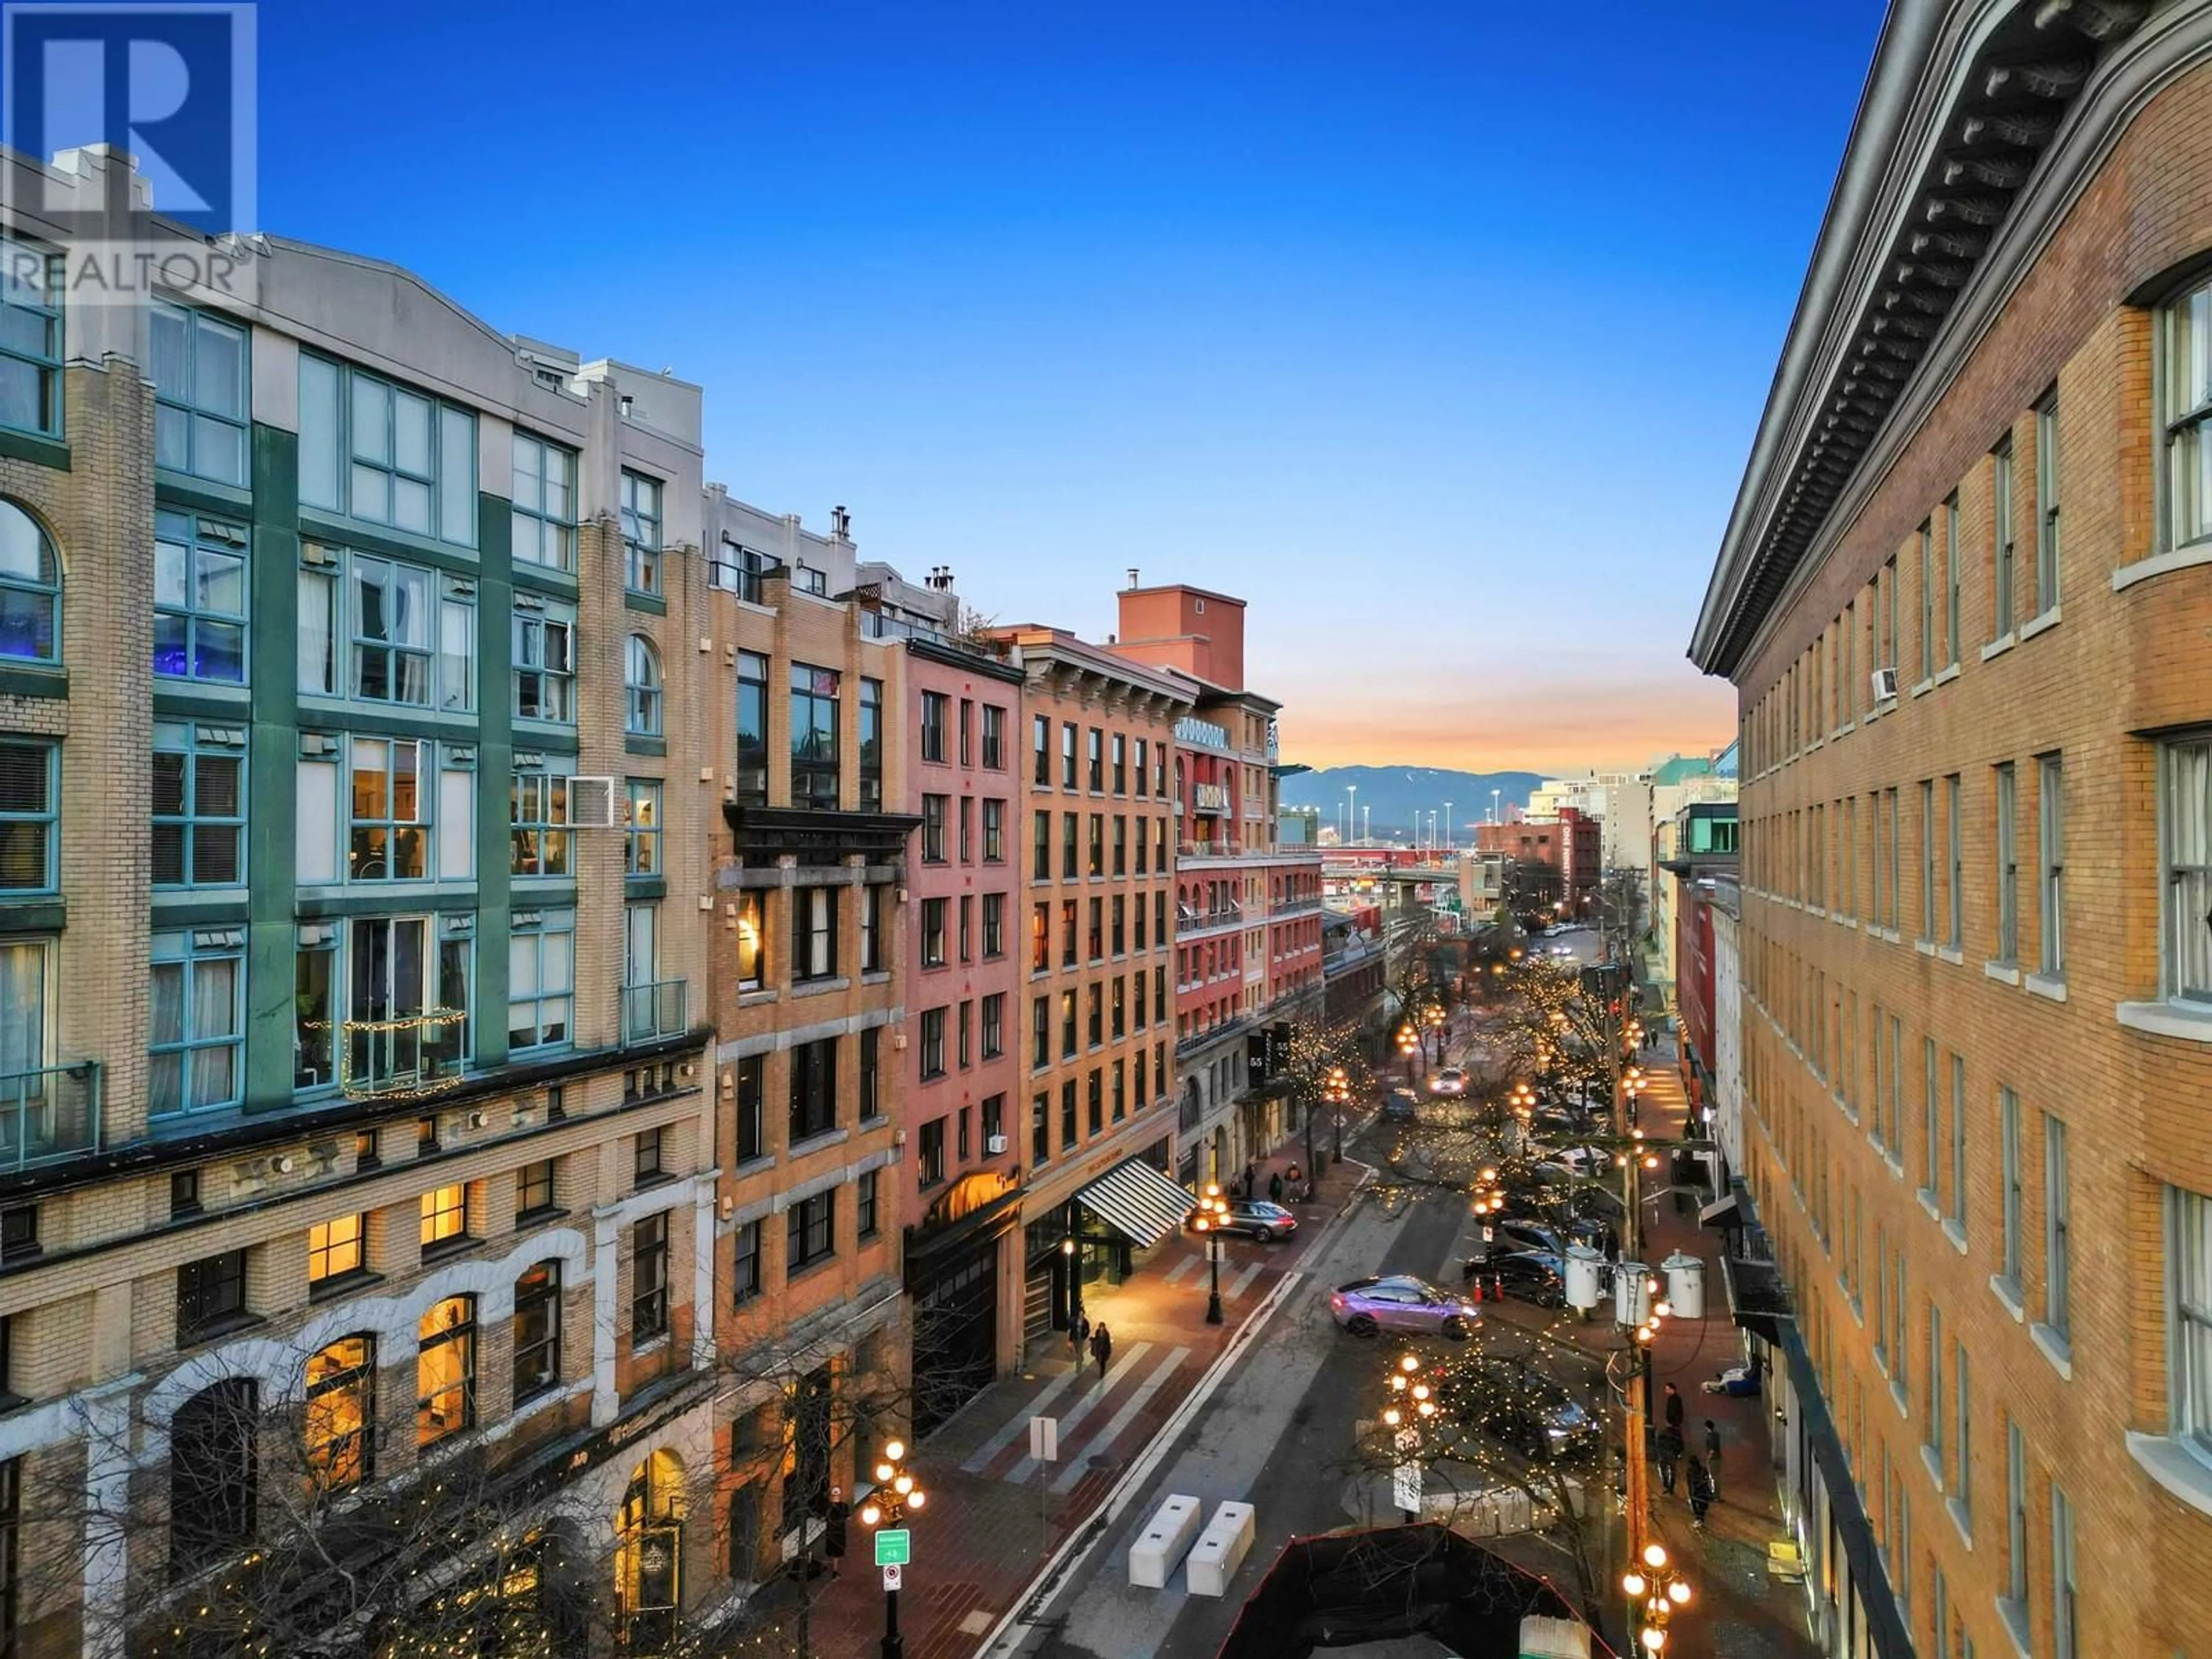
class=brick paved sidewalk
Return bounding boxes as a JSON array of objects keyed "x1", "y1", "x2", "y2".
[{"x1": 798, "y1": 1129, "x2": 1373, "y2": 1659}]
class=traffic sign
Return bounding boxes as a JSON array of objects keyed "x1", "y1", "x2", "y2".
[
  {"x1": 1029, "y1": 1415, "x2": 1059, "y2": 1462},
  {"x1": 881, "y1": 1563, "x2": 903, "y2": 1592},
  {"x1": 874, "y1": 1528, "x2": 911, "y2": 1567}
]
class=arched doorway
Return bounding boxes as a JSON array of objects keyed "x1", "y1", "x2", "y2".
[{"x1": 615, "y1": 1450, "x2": 685, "y2": 1653}]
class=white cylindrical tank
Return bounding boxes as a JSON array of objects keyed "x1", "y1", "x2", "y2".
[
  {"x1": 1614, "y1": 1262, "x2": 1651, "y2": 1327},
  {"x1": 1564, "y1": 1244, "x2": 1606, "y2": 1311},
  {"x1": 1662, "y1": 1251, "x2": 1706, "y2": 1321}
]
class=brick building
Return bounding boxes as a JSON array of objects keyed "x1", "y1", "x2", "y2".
[
  {"x1": 0, "y1": 147, "x2": 723, "y2": 1656},
  {"x1": 985, "y1": 626, "x2": 1191, "y2": 1348},
  {"x1": 896, "y1": 631, "x2": 1028, "y2": 1426},
  {"x1": 1473, "y1": 805, "x2": 1599, "y2": 917},
  {"x1": 1107, "y1": 582, "x2": 1325, "y2": 1186},
  {"x1": 1691, "y1": 5, "x2": 2212, "y2": 1654}
]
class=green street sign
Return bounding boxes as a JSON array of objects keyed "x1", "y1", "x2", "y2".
[{"x1": 874, "y1": 1528, "x2": 911, "y2": 1567}]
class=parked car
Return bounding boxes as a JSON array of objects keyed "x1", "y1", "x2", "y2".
[
  {"x1": 1482, "y1": 1217, "x2": 1596, "y2": 1259},
  {"x1": 1480, "y1": 1249, "x2": 1571, "y2": 1308},
  {"x1": 1541, "y1": 1145, "x2": 1613, "y2": 1179},
  {"x1": 1381, "y1": 1088, "x2": 1422, "y2": 1123},
  {"x1": 1434, "y1": 1355, "x2": 1600, "y2": 1461},
  {"x1": 1330, "y1": 1275, "x2": 1483, "y2": 1339},
  {"x1": 1213, "y1": 1199, "x2": 1298, "y2": 1241},
  {"x1": 1428, "y1": 1066, "x2": 1468, "y2": 1097}
]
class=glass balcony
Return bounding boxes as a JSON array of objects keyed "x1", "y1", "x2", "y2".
[
  {"x1": 0, "y1": 1060, "x2": 100, "y2": 1171},
  {"x1": 622, "y1": 979, "x2": 690, "y2": 1044}
]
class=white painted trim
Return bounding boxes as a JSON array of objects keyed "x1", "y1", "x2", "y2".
[{"x1": 2112, "y1": 539, "x2": 2212, "y2": 592}]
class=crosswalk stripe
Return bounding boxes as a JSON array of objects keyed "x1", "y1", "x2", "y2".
[
  {"x1": 1048, "y1": 1346, "x2": 1190, "y2": 1494},
  {"x1": 1164, "y1": 1253, "x2": 1200, "y2": 1285},
  {"x1": 1225, "y1": 1260, "x2": 1267, "y2": 1300},
  {"x1": 1002, "y1": 1342, "x2": 1154, "y2": 1484},
  {"x1": 959, "y1": 1365, "x2": 1084, "y2": 1474}
]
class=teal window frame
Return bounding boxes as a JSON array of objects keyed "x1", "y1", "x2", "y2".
[
  {"x1": 0, "y1": 738, "x2": 56, "y2": 893},
  {"x1": 0, "y1": 499, "x2": 59, "y2": 665},
  {"x1": 507, "y1": 911, "x2": 575, "y2": 1052},
  {"x1": 152, "y1": 722, "x2": 247, "y2": 889},
  {"x1": 298, "y1": 353, "x2": 478, "y2": 548},
  {"x1": 790, "y1": 662, "x2": 840, "y2": 810},
  {"x1": 149, "y1": 929, "x2": 245, "y2": 1117},
  {"x1": 299, "y1": 545, "x2": 474, "y2": 713},
  {"x1": 625, "y1": 778, "x2": 662, "y2": 876},
  {"x1": 512, "y1": 600, "x2": 574, "y2": 724},
  {"x1": 620, "y1": 469, "x2": 663, "y2": 595},
  {"x1": 0, "y1": 244, "x2": 61, "y2": 440},
  {"x1": 154, "y1": 510, "x2": 248, "y2": 684},
  {"x1": 624, "y1": 635, "x2": 662, "y2": 736},
  {"x1": 348, "y1": 736, "x2": 430, "y2": 882},
  {"x1": 510, "y1": 767, "x2": 574, "y2": 879},
  {"x1": 149, "y1": 299, "x2": 249, "y2": 486},
  {"x1": 510, "y1": 432, "x2": 577, "y2": 572}
]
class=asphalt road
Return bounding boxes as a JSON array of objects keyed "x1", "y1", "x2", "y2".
[{"x1": 1028, "y1": 1115, "x2": 1474, "y2": 1659}]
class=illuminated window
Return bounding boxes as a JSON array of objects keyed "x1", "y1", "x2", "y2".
[{"x1": 308, "y1": 1213, "x2": 365, "y2": 1285}]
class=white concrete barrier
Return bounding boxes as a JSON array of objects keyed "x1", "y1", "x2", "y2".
[
  {"x1": 1184, "y1": 1500, "x2": 1255, "y2": 1597},
  {"x1": 1127, "y1": 1493, "x2": 1202, "y2": 1589}
]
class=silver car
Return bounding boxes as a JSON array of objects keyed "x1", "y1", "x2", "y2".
[{"x1": 1329, "y1": 1274, "x2": 1483, "y2": 1340}]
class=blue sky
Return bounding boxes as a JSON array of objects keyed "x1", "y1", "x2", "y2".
[{"x1": 252, "y1": 0, "x2": 1883, "y2": 772}]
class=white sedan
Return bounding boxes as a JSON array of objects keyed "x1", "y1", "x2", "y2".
[{"x1": 1429, "y1": 1067, "x2": 1468, "y2": 1097}]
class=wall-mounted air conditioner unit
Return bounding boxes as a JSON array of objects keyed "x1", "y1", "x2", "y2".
[
  {"x1": 570, "y1": 776, "x2": 619, "y2": 828},
  {"x1": 1870, "y1": 666, "x2": 1899, "y2": 702},
  {"x1": 986, "y1": 1134, "x2": 1009, "y2": 1154}
]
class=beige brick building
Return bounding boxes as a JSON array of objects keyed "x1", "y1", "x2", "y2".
[
  {"x1": 1692, "y1": 6, "x2": 2212, "y2": 1655},
  {"x1": 0, "y1": 146, "x2": 721, "y2": 1656}
]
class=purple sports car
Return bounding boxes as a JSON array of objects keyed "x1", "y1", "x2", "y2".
[{"x1": 1329, "y1": 1275, "x2": 1483, "y2": 1340}]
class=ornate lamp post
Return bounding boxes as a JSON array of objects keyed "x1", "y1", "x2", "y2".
[
  {"x1": 1395, "y1": 1021, "x2": 1419, "y2": 1090},
  {"x1": 1622, "y1": 1539, "x2": 1694, "y2": 1653},
  {"x1": 1193, "y1": 1183, "x2": 1230, "y2": 1325},
  {"x1": 1381, "y1": 1351, "x2": 1438, "y2": 1522},
  {"x1": 1423, "y1": 999, "x2": 1448, "y2": 1065},
  {"x1": 1324, "y1": 1063, "x2": 1350, "y2": 1161},
  {"x1": 859, "y1": 1440, "x2": 925, "y2": 1659}
]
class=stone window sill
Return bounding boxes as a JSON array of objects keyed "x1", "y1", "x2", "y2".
[
  {"x1": 1990, "y1": 1275, "x2": 2025, "y2": 1323},
  {"x1": 2029, "y1": 1320, "x2": 2074, "y2": 1381},
  {"x1": 2113, "y1": 539, "x2": 2212, "y2": 592},
  {"x1": 1946, "y1": 1495, "x2": 1973, "y2": 1547},
  {"x1": 738, "y1": 987, "x2": 777, "y2": 1007},
  {"x1": 2025, "y1": 973, "x2": 2067, "y2": 1003},
  {"x1": 1915, "y1": 938, "x2": 1938, "y2": 957},
  {"x1": 1917, "y1": 1188, "x2": 1941, "y2": 1221},
  {"x1": 1911, "y1": 677, "x2": 1935, "y2": 698},
  {"x1": 2019, "y1": 605, "x2": 2061, "y2": 641},
  {"x1": 1890, "y1": 1376, "x2": 1910, "y2": 1416},
  {"x1": 2116, "y1": 999, "x2": 2212, "y2": 1043},
  {"x1": 1984, "y1": 961, "x2": 2021, "y2": 986},
  {"x1": 1920, "y1": 1443, "x2": 1946, "y2": 1494},
  {"x1": 1942, "y1": 1218, "x2": 1968, "y2": 1255},
  {"x1": 1938, "y1": 946, "x2": 1964, "y2": 965},
  {"x1": 2126, "y1": 1431, "x2": 2212, "y2": 1521},
  {"x1": 1980, "y1": 633, "x2": 2015, "y2": 663},
  {"x1": 792, "y1": 976, "x2": 852, "y2": 998},
  {"x1": 1996, "y1": 1596, "x2": 2031, "y2": 1658},
  {"x1": 1935, "y1": 663, "x2": 1962, "y2": 687}
]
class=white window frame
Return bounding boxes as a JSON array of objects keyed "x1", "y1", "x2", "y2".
[
  {"x1": 1992, "y1": 435, "x2": 2016, "y2": 639},
  {"x1": 2038, "y1": 753, "x2": 2065, "y2": 979},
  {"x1": 2035, "y1": 389, "x2": 2060, "y2": 615},
  {"x1": 2158, "y1": 274, "x2": 2212, "y2": 552},
  {"x1": 510, "y1": 432, "x2": 577, "y2": 571},
  {"x1": 1995, "y1": 762, "x2": 2018, "y2": 965},
  {"x1": 620, "y1": 470, "x2": 664, "y2": 596},
  {"x1": 2169, "y1": 1185, "x2": 2212, "y2": 1460},
  {"x1": 513, "y1": 600, "x2": 575, "y2": 724}
]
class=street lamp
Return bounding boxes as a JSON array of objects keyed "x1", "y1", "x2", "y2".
[
  {"x1": 1324, "y1": 1064, "x2": 1351, "y2": 1161},
  {"x1": 1193, "y1": 1183, "x2": 1229, "y2": 1325},
  {"x1": 859, "y1": 1438, "x2": 925, "y2": 1659},
  {"x1": 1381, "y1": 1351, "x2": 1438, "y2": 1523},
  {"x1": 1062, "y1": 1229, "x2": 1083, "y2": 1334},
  {"x1": 1423, "y1": 1000, "x2": 1447, "y2": 1065},
  {"x1": 1622, "y1": 1539, "x2": 1694, "y2": 1652},
  {"x1": 1395, "y1": 1022, "x2": 1419, "y2": 1090}
]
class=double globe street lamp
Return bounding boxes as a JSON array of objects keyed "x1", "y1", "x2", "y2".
[
  {"x1": 1623, "y1": 1539, "x2": 1694, "y2": 1652},
  {"x1": 1193, "y1": 1183, "x2": 1230, "y2": 1326}
]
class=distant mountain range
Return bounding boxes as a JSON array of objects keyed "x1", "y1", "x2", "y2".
[{"x1": 1279, "y1": 765, "x2": 1545, "y2": 839}]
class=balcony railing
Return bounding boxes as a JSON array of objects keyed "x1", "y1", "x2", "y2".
[
  {"x1": 1177, "y1": 840, "x2": 1248, "y2": 861},
  {"x1": 1176, "y1": 1013, "x2": 1251, "y2": 1059},
  {"x1": 1271, "y1": 896, "x2": 1324, "y2": 920},
  {"x1": 0, "y1": 1060, "x2": 100, "y2": 1172},
  {"x1": 622, "y1": 979, "x2": 690, "y2": 1044},
  {"x1": 1176, "y1": 903, "x2": 1243, "y2": 937}
]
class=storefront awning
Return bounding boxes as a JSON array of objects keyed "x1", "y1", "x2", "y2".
[
  {"x1": 1699, "y1": 1192, "x2": 1742, "y2": 1229},
  {"x1": 1074, "y1": 1157, "x2": 1196, "y2": 1249}
]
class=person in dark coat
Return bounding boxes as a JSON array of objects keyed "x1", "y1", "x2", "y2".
[
  {"x1": 1686, "y1": 1456, "x2": 1715, "y2": 1528},
  {"x1": 1662, "y1": 1382, "x2": 1685, "y2": 1434},
  {"x1": 1268, "y1": 1171, "x2": 1285, "y2": 1205},
  {"x1": 824, "y1": 1487, "x2": 849, "y2": 1577},
  {"x1": 1089, "y1": 1323, "x2": 1113, "y2": 1375},
  {"x1": 1653, "y1": 1423, "x2": 1684, "y2": 1494},
  {"x1": 1703, "y1": 1419, "x2": 1723, "y2": 1497},
  {"x1": 1069, "y1": 1310, "x2": 1090, "y2": 1360}
]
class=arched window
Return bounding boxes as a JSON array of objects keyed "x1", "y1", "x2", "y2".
[
  {"x1": 304, "y1": 1334, "x2": 376, "y2": 1491},
  {"x1": 616, "y1": 1449, "x2": 685, "y2": 1653},
  {"x1": 417, "y1": 1294, "x2": 476, "y2": 1445},
  {"x1": 513, "y1": 1260, "x2": 562, "y2": 1404},
  {"x1": 626, "y1": 635, "x2": 662, "y2": 736},
  {"x1": 170, "y1": 1378, "x2": 257, "y2": 1577},
  {"x1": 0, "y1": 501, "x2": 57, "y2": 664}
]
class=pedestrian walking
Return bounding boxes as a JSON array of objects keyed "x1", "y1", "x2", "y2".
[
  {"x1": 824, "y1": 1487, "x2": 849, "y2": 1578},
  {"x1": 1286, "y1": 1161, "x2": 1302, "y2": 1186},
  {"x1": 1654, "y1": 1423, "x2": 1683, "y2": 1495},
  {"x1": 1687, "y1": 1456, "x2": 1715, "y2": 1528},
  {"x1": 1268, "y1": 1171, "x2": 1285, "y2": 1205},
  {"x1": 1089, "y1": 1323, "x2": 1113, "y2": 1376},
  {"x1": 1662, "y1": 1382, "x2": 1684, "y2": 1434},
  {"x1": 1244, "y1": 1160, "x2": 1257, "y2": 1199},
  {"x1": 1703, "y1": 1419, "x2": 1723, "y2": 1497},
  {"x1": 1069, "y1": 1310, "x2": 1090, "y2": 1359}
]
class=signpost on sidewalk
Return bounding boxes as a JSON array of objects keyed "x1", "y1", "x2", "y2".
[
  {"x1": 1031, "y1": 1414, "x2": 1059, "y2": 1551},
  {"x1": 874, "y1": 1528, "x2": 911, "y2": 1567}
]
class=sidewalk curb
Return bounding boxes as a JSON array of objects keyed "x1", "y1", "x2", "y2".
[{"x1": 969, "y1": 1160, "x2": 1378, "y2": 1657}]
